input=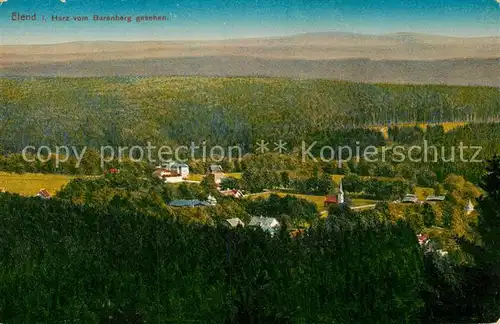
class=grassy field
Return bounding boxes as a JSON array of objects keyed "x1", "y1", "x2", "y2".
[
  {"x1": 373, "y1": 121, "x2": 468, "y2": 139},
  {"x1": 246, "y1": 191, "x2": 377, "y2": 212},
  {"x1": 186, "y1": 172, "x2": 242, "y2": 182},
  {"x1": 247, "y1": 192, "x2": 326, "y2": 210},
  {"x1": 0, "y1": 172, "x2": 76, "y2": 196}
]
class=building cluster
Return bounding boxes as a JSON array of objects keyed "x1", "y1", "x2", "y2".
[
  {"x1": 417, "y1": 233, "x2": 448, "y2": 257},
  {"x1": 153, "y1": 162, "x2": 228, "y2": 185},
  {"x1": 223, "y1": 216, "x2": 281, "y2": 236},
  {"x1": 400, "y1": 193, "x2": 475, "y2": 214},
  {"x1": 153, "y1": 162, "x2": 190, "y2": 183}
]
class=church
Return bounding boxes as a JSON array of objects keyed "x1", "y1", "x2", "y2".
[{"x1": 324, "y1": 181, "x2": 345, "y2": 207}]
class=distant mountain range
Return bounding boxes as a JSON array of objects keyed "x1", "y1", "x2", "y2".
[{"x1": 1, "y1": 32, "x2": 499, "y2": 86}]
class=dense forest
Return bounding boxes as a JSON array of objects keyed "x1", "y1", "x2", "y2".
[
  {"x1": 0, "y1": 77, "x2": 499, "y2": 151},
  {"x1": 2, "y1": 120, "x2": 499, "y2": 183},
  {"x1": 0, "y1": 157, "x2": 499, "y2": 323},
  {"x1": 1, "y1": 76, "x2": 500, "y2": 186},
  {"x1": 0, "y1": 191, "x2": 424, "y2": 323},
  {"x1": 0, "y1": 77, "x2": 499, "y2": 322}
]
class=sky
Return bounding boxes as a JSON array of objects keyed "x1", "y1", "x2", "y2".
[{"x1": 0, "y1": 0, "x2": 499, "y2": 44}]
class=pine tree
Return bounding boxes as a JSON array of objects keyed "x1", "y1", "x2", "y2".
[
  {"x1": 470, "y1": 156, "x2": 500, "y2": 321},
  {"x1": 478, "y1": 156, "x2": 500, "y2": 256}
]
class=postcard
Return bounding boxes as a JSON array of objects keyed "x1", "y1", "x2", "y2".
[{"x1": 0, "y1": 0, "x2": 499, "y2": 323}]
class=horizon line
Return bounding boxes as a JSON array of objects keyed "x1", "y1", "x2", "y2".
[{"x1": 2, "y1": 31, "x2": 499, "y2": 46}]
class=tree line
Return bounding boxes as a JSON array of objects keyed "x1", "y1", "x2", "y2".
[
  {"x1": 1, "y1": 77, "x2": 498, "y2": 152},
  {"x1": 0, "y1": 192, "x2": 423, "y2": 323}
]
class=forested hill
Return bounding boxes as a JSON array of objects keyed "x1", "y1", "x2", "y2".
[{"x1": 0, "y1": 77, "x2": 499, "y2": 151}]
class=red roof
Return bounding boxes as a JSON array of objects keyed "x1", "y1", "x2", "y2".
[
  {"x1": 162, "y1": 172, "x2": 181, "y2": 179},
  {"x1": 221, "y1": 189, "x2": 243, "y2": 197},
  {"x1": 38, "y1": 189, "x2": 51, "y2": 199},
  {"x1": 324, "y1": 196, "x2": 338, "y2": 204},
  {"x1": 417, "y1": 234, "x2": 429, "y2": 245},
  {"x1": 153, "y1": 169, "x2": 178, "y2": 176},
  {"x1": 108, "y1": 168, "x2": 120, "y2": 174}
]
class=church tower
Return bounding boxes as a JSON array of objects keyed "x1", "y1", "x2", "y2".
[{"x1": 337, "y1": 180, "x2": 345, "y2": 205}]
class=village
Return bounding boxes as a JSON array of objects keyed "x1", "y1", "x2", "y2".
[
  {"x1": 0, "y1": 155, "x2": 474, "y2": 235},
  {"x1": 5, "y1": 158, "x2": 473, "y2": 255}
]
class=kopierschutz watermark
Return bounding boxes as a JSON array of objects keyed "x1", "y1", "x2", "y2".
[
  {"x1": 20, "y1": 140, "x2": 483, "y2": 168},
  {"x1": 301, "y1": 140, "x2": 483, "y2": 165}
]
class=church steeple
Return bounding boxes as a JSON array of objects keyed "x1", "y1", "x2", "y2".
[{"x1": 338, "y1": 180, "x2": 344, "y2": 205}]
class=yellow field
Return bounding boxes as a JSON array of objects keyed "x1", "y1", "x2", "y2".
[
  {"x1": 373, "y1": 121, "x2": 468, "y2": 139},
  {"x1": 185, "y1": 174, "x2": 205, "y2": 181},
  {"x1": 226, "y1": 172, "x2": 242, "y2": 179},
  {"x1": 0, "y1": 172, "x2": 76, "y2": 196},
  {"x1": 351, "y1": 198, "x2": 378, "y2": 207},
  {"x1": 332, "y1": 174, "x2": 406, "y2": 184},
  {"x1": 415, "y1": 187, "x2": 435, "y2": 200}
]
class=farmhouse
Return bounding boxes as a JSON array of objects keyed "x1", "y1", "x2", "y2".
[
  {"x1": 220, "y1": 189, "x2": 244, "y2": 198},
  {"x1": 425, "y1": 195, "x2": 446, "y2": 202},
  {"x1": 248, "y1": 216, "x2": 280, "y2": 235},
  {"x1": 402, "y1": 194, "x2": 419, "y2": 204},
  {"x1": 208, "y1": 164, "x2": 225, "y2": 184},
  {"x1": 168, "y1": 199, "x2": 211, "y2": 207},
  {"x1": 153, "y1": 168, "x2": 184, "y2": 183},
  {"x1": 36, "y1": 189, "x2": 51, "y2": 200},
  {"x1": 168, "y1": 162, "x2": 190, "y2": 178}
]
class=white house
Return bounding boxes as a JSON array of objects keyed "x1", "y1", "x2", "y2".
[
  {"x1": 209, "y1": 164, "x2": 223, "y2": 173},
  {"x1": 166, "y1": 162, "x2": 190, "y2": 178},
  {"x1": 207, "y1": 194, "x2": 217, "y2": 206},
  {"x1": 223, "y1": 218, "x2": 245, "y2": 228},
  {"x1": 248, "y1": 216, "x2": 280, "y2": 235}
]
